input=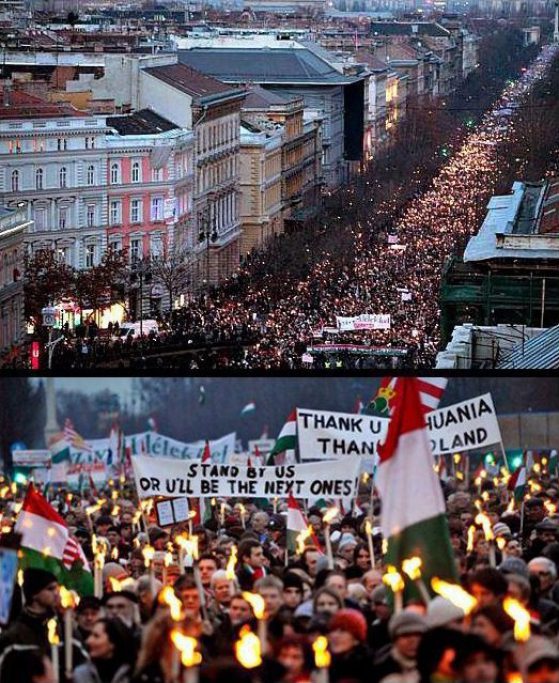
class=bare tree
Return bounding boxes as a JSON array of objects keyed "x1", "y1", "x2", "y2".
[{"x1": 150, "y1": 246, "x2": 197, "y2": 314}]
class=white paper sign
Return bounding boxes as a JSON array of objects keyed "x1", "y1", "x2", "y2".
[
  {"x1": 297, "y1": 393, "x2": 502, "y2": 460},
  {"x1": 133, "y1": 455, "x2": 361, "y2": 500}
]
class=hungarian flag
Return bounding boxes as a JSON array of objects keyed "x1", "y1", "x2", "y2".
[
  {"x1": 377, "y1": 378, "x2": 457, "y2": 597},
  {"x1": 267, "y1": 410, "x2": 297, "y2": 465},
  {"x1": 364, "y1": 377, "x2": 447, "y2": 417},
  {"x1": 49, "y1": 437, "x2": 71, "y2": 465},
  {"x1": 549, "y1": 450, "x2": 558, "y2": 477},
  {"x1": 287, "y1": 493, "x2": 321, "y2": 554},
  {"x1": 64, "y1": 418, "x2": 92, "y2": 454},
  {"x1": 15, "y1": 483, "x2": 93, "y2": 595},
  {"x1": 508, "y1": 466, "x2": 527, "y2": 503}
]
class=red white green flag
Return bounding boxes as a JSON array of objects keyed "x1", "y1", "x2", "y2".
[
  {"x1": 287, "y1": 493, "x2": 321, "y2": 554},
  {"x1": 15, "y1": 483, "x2": 93, "y2": 595},
  {"x1": 267, "y1": 409, "x2": 297, "y2": 465},
  {"x1": 377, "y1": 378, "x2": 457, "y2": 595}
]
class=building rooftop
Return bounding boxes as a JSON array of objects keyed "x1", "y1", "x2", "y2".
[
  {"x1": 142, "y1": 62, "x2": 240, "y2": 100},
  {"x1": 178, "y1": 47, "x2": 362, "y2": 85},
  {"x1": 0, "y1": 87, "x2": 83, "y2": 119},
  {"x1": 107, "y1": 108, "x2": 179, "y2": 136},
  {"x1": 243, "y1": 85, "x2": 298, "y2": 109},
  {"x1": 464, "y1": 179, "x2": 559, "y2": 263},
  {"x1": 371, "y1": 21, "x2": 451, "y2": 38},
  {"x1": 498, "y1": 325, "x2": 559, "y2": 369}
]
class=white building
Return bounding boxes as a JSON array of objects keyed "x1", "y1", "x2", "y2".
[{"x1": 0, "y1": 88, "x2": 109, "y2": 269}]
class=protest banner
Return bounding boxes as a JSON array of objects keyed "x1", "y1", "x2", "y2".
[
  {"x1": 133, "y1": 455, "x2": 361, "y2": 500},
  {"x1": 297, "y1": 393, "x2": 502, "y2": 460},
  {"x1": 425, "y1": 393, "x2": 502, "y2": 455},
  {"x1": 12, "y1": 450, "x2": 51, "y2": 467},
  {"x1": 336, "y1": 314, "x2": 391, "y2": 331},
  {"x1": 67, "y1": 431, "x2": 237, "y2": 465}
]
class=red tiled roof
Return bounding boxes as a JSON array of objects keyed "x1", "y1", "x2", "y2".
[
  {"x1": 0, "y1": 89, "x2": 84, "y2": 119},
  {"x1": 143, "y1": 62, "x2": 241, "y2": 99}
]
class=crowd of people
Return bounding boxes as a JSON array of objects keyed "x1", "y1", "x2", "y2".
[
  {"x1": 91, "y1": 42, "x2": 556, "y2": 370},
  {"x1": 3, "y1": 458, "x2": 559, "y2": 683}
]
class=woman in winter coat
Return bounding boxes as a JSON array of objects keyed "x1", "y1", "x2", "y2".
[
  {"x1": 73, "y1": 617, "x2": 137, "y2": 683},
  {"x1": 327, "y1": 608, "x2": 373, "y2": 683}
]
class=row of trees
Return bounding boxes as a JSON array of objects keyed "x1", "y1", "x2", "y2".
[{"x1": 24, "y1": 247, "x2": 196, "y2": 327}]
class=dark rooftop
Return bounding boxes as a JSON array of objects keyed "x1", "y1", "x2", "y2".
[
  {"x1": 243, "y1": 85, "x2": 298, "y2": 109},
  {"x1": 142, "y1": 62, "x2": 240, "y2": 100},
  {"x1": 178, "y1": 47, "x2": 362, "y2": 85},
  {"x1": 371, "y1": 21, "x2": 451, "y2": 38},
  {"x1": 107, "y1": 108, "x2": 178, "y2": 135}
]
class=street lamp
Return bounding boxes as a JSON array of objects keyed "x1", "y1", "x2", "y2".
[
  {"x1": 130, "y1": 258, "x2": 152, "y2": 338},
  {"x1": 198, "y1": 203, "x2": 218, "y2": 288}
]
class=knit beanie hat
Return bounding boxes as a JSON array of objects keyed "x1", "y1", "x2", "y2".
[
  {"x1": 426, "y1": 596, "x2": 465, "y2": 629},
  {"x1": 23, "y1": 568, "x2": 58, "y2": 602},
  {"x1": 389, "y1": 610, "x2": 428, "y2": 639},
  {"x1": 328, "y1": 608, "x2": 367, "y2": 643}
]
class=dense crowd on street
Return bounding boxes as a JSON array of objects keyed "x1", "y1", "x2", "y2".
[
  {"x1": 63, "y1": 43, "x2": 557, "y2": 371},
  {"x1": 3, "y1": 457, "x2": 559, "y2": 683}
]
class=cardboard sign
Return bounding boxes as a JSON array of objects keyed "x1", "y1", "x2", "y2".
[
  {"x1": 155, "y1": 498, "x2": 190, "y2": 527},
  {"x1": 133, "y1": 455, "x2": 361, "y2": 500}
]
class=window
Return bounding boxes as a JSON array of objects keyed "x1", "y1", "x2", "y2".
[
  {"x1": 57, "y1": 138, "x2": 67, "y2": 151},
  {"x1": 130, "y1": 238, "x2": 141, "y2": 261},
  {"x1": 35, "y1": 168, "x2": 44, "y2": 190},
  {"x1": 110, "y1": 163, "x2": 120, "y2": 185},
  {"x1": 109, "y1": 239, "x2": 122, "y2": 253},
  {"x1": 9, "y1": 140, "x2": 21, "y2": 154},
  {"x1": 33, "y1": 139, "x2": 45, "y2": 153},
  {"x1": 59, "y1": 167, "x2": 67, "y2": 188},
  {"x1": 151, "y1": 197, "x2": 163, "y2": 221},
  {"x1": 34, "y1": 207, "x2": 46, "y2": 231},
  {"x1": 131, "y1": 161, "x2": 141, "y2": 183},
  {"x1": 85, "y1": 136, "x2": 95, "y2": 149},
  {"x1": 152, "y1": 167, "x2": 163, "y2": 182},
  {"x1": 85, "y1": 244, "x2": 95, "y2": 268},
  {"x1": 87, "y1": 205, "x2": 95, "y2": 228},
  {"x1": 110, "y1": 200, "x2": 121, "y2": 225},
  {"x1": 150, "y1": 234, "x2": 163, "y2": 257},
  {"x1": 87, "y1": 165, "x2": 95, "y2": 186},
  {"x1": 56, "y1": 246, "x2": 67, "y2": 263},
  {"x1": 11, "y1": 170, "x2": 19, "y2": 192},
  {"x1": 130, "y1": 198, "x2": 142, "y2": 223},
  {"x1": 58, "y1": 208, "x2": 67, "y2": 230}
]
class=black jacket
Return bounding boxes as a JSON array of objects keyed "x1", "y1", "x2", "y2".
[{"x1": 329, "y1": 644, "x2": 373, "y2": 683}]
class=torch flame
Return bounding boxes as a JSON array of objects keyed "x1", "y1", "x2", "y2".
[
  {"x1": 235, "y1": 625, "x2": 262, "y2": 669},
  {"x1": 402, "y1": 556, "x2": 422, "y2": 581},
  {"x1": 312, "y1": 636, "x2": 331, "y2": 668},
  {"x1": 382, "y1": 566, "x2": 404, "y2": 593},
  {"x1": 467, "y1": 525, "x2": 476, "y2": 553},
  {"x1": 226, "y1": 546, "x2": 238, "y2": 580},
  {"x1": 142, "y1": 545, "x2": 155, "y2": 567},
  {"x1": 544, "y1": 501, "x2": 557, "y2": 516},
  {"x1": 170, "y1": 629, "x2": 202, "y2": 667},
  {"x1": 431, "y1": 578, "x2": 477, "y2": 615},
  {"x1": 323, "y1": 507, "x2": 339, "y2": 525},
  {"x1": 475, "y1": 512, "x2": 494, "y2": 541},
  {"x1": 164, "y1": 551, "x2": 173, "y2": 567},
  {"x1": 160, "y1": 586, "x2": 183, "y2": 621},
  {"x1": 59, "y1": 586, "x2": 78, "y2": 609},
  {"x1": 503, "y1": 597, "x2": 531, "y2": 642},
  {"x1": 47, "y1": 618, "x2": 60, "y2": 645},
  {"x1": 296, "y1": 525, "x2": 313, "y2": 555},
  {"x1": 365, "y1": 519, "x2": 372, "y2": 536},
  {"x1": 175, "y1": 534, "x2": 199, "y2": 561},
  {"x1": 111, "y1": 547, "x2": 119, "y2": 560},
  {"x1": 108, "y1": 577, "x2": 122, "y2": 592},
  {"x1": 242, "y1": 591, "x2": 265, "y2": 619}
]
